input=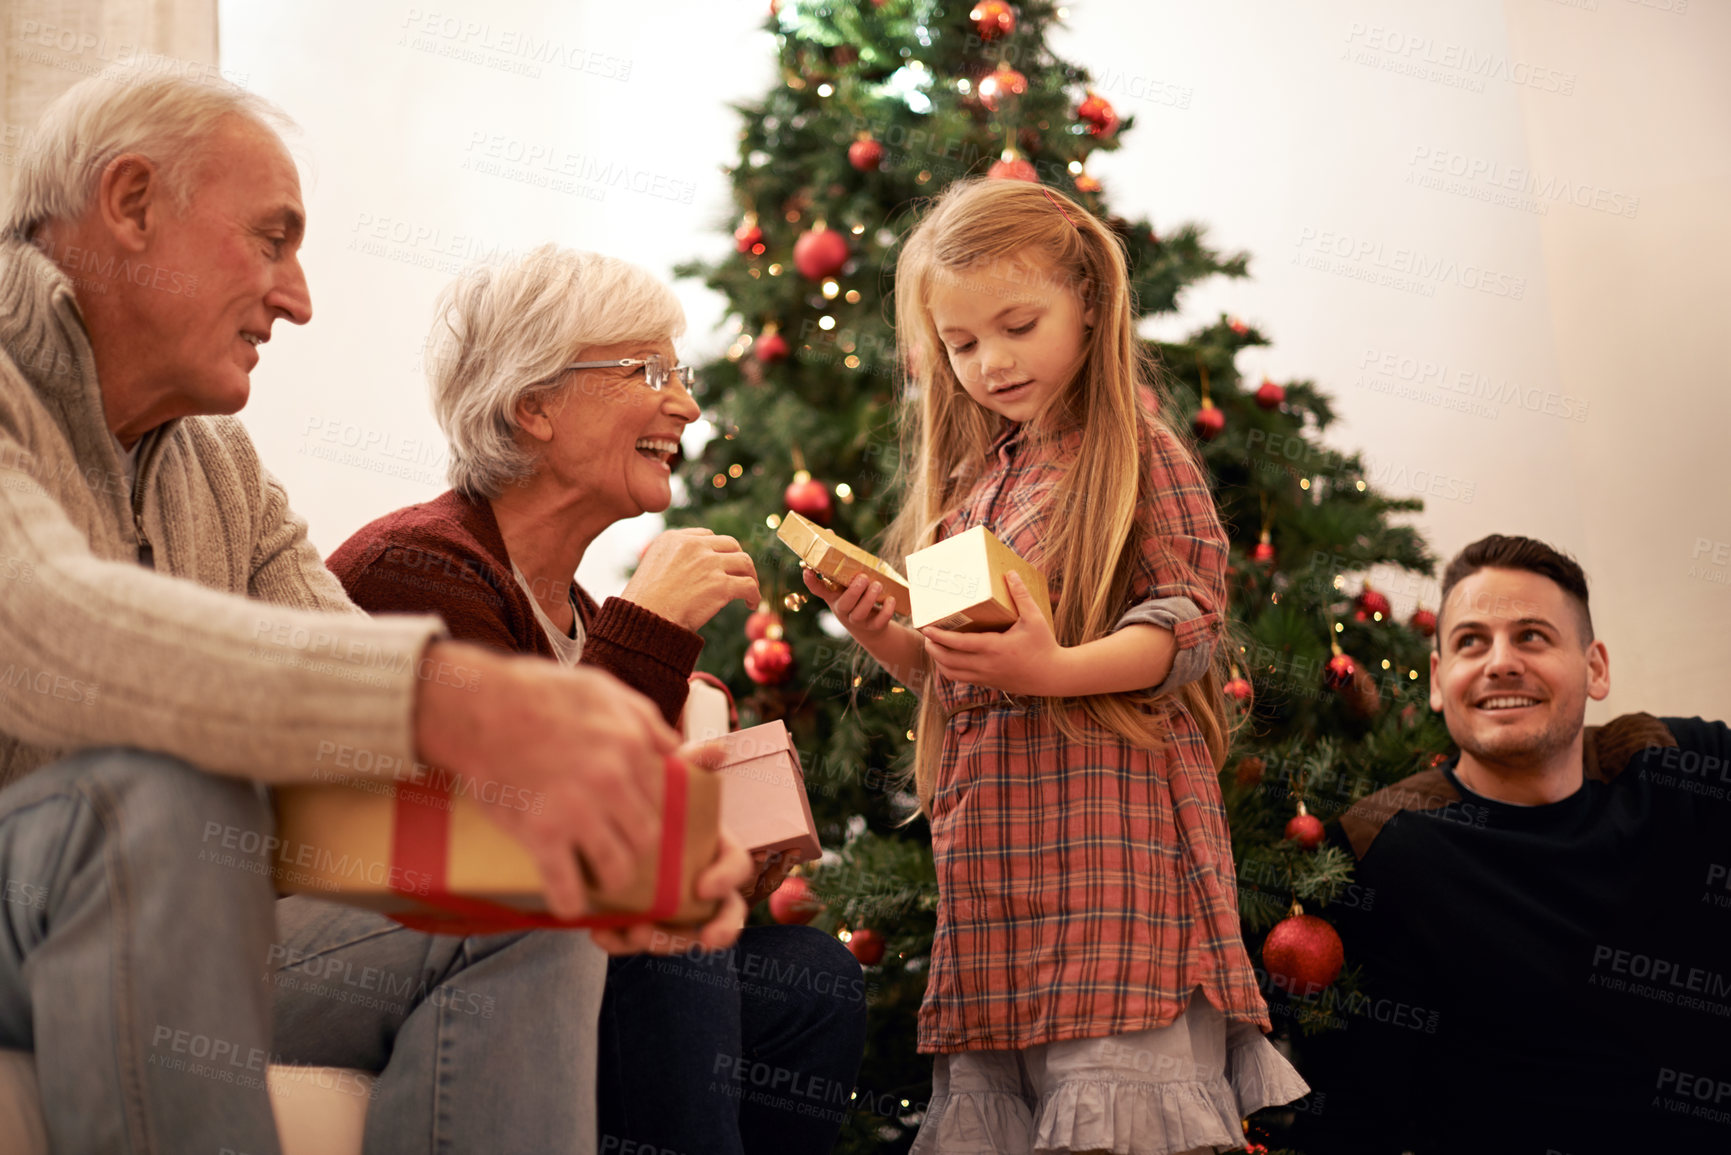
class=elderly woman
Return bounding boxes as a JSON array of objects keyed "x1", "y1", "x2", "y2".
[{"x1": 327, "y1": 245, "x2": 866, "y2": 1154}]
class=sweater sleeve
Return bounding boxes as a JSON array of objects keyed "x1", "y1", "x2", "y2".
[
  {"x1": 0, "y1": 431, "x2": 445, "y2": 784},
  {"x1": 249, "y1": 462, "x2": 366, "y2": 615},
  {"x1": 583, "y1": 594, "x2": 704, "y2": 727}
]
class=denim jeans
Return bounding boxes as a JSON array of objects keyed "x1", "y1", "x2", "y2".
[
  {"x1": 0, "y1": 748, "x2": 607, "y2": 1154},
  {"x1": 597, "y1": 924, "x2": 869, "y2": 1155}
]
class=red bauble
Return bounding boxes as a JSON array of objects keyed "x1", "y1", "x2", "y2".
[
  {"x1": 1193, "y1": 400, "x2": 1225, "y2": 441},
  {"x1": 1252, "y1": 534, "x2": 1276, "y2": 566},
  {"x1": 1255, "y1": 379, "x2": 1285, "y2": 409},
  {"x1": 793, "y1": 225, "x2": 850, "y2": 280},
  {"x1": 745, "y1": 637, "x2": 794, "y2": 685},
  {"x1": 846, "y1": 928, "x2": 886, "y2": 965},
  {"x1": 754, "y1": 327, "x2": 790, "y2": 364},
  {"x1": 784, "y1": 471, "x2": 833, "y2": 524},
  {"x1": 1228, "y1": 317, "x2": 1250, "y2": 336},
  {"x1": 977, "y1": 64, "x2": 1028, "y2": 111},
  {"x1": 1323, "y1": 652, "x2": 1357, "y2": 690},
  {"x1": 1263, "y1": 912, "x2": 1345, "y2": 994},
  {"x1": 1233, "y1": 756, "x2": 1266, "y2": 789},
  {"x1": 1355, "y1": 584, "x2": 1391, "y2": 622},
  {"x1": 1410, "y1": 607, "x2": 1437, "y2": 637},
  {"x1": 745, "y1": 605, "x2": 783, "y2": 642},
  {"x1": 768, "y1": 875, "x2": 822, "y2": 924},
  {"x1": 971, "y1": 1, "x2": 1015, "y2": 40},
  {"x1": 1428, "y1": 752, "x2": 1450, "y2": 768},
  {"x1": 1075, "y1": 91, "x2": 1119, "y2": 138},
  {"x1": 988, "y1": 154, "x2": 1037, "y2": 182},
  {"x1": 1224, "y1": 677, "x2": 1253, "y2": 704},
  {"x1": 848, "y1": 135, "x2": 884, "y2": 172},
  {"x1": 734, "y1": 217, "x2": 764, "y2": 255},
  {"x1": 1285, "y1": 809, "x2": 1326, "y2": 850},
  {"x1": 1073, "y1": 172, "x2": 1102, "y2": 194}
]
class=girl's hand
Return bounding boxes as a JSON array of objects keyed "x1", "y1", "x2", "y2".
[
  {"x1": 920, "y1": 572, "x2": 1067, "y2": 696},
  {"x1": 802, "y1": 568, "x2": 898, "y2": 639}
]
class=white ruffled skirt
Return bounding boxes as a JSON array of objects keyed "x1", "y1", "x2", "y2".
[{"x1": 910, "y1": 989, "x2": 1308, "y2": 1155}]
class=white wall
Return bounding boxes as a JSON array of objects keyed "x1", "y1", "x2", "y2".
[{"x1": 218, "y1": 0, "x2": 1729, "y2": 721}]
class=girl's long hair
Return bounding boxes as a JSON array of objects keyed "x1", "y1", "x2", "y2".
[{"x1": 884, "y1": 178, "x2": 1231, "y2": 813}]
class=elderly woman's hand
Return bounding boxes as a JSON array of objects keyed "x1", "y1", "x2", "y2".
[
  {"x1": 623, "y1": 527, "x2": 760, "y2": 632},
  {"x1": 741, "y1": 847, "x2": 804, "y2": 907}
]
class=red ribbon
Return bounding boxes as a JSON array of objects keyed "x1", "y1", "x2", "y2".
[{"x1": 386, "y1": 755, "x2": 690, "y2": 936}]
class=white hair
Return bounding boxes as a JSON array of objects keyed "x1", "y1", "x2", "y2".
[
  {"x1": 428, "y1": 244, "x2": 687, "y2": 500},
  {"x1": 2, "y1": 72, "x2": 293, "y2": 240}
]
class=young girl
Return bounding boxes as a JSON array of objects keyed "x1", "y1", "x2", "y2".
[{"x1": 803, "y1": 179, "x2": 1308, "y2": 1154}]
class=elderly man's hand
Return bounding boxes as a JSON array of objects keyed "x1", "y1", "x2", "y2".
[
  {"x1": 413, "y1": 642, "x2": 679, "y2": 920},
  {"x1": 623, "y1": 527, "x2": 760, "y2": 632},
  {"x1": 588, "y1": 828, "x2": 752, "y2": 957}
]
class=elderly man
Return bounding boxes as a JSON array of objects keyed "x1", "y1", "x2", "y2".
[
  {"x1": 0, "y1": 75, "x2": 746, "y2": 1154},
  {"x1": 1293, "y1": 535, "x2": 1729, "y2": 1154}
]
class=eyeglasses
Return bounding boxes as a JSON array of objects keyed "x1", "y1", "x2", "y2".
[{"x1": 561, "y1": 353, "x2": 697, "y2": 393}]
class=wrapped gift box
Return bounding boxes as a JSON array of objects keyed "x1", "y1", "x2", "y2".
[
  {"x1": 681, "y1": 675, "x2": 733, "y2": 745},
  {"x1": 271, "y1": 755, "x2": 721, "y2": 931},
  {"x1": 709, "y1": 720, "x2": 822, "y2": 863},
  {"x1": 776, "y1": 511, "x2": 910, "y2": 614},
  {"x1": 905, "y1": 525, "x2": 1054, "y2": 632}
]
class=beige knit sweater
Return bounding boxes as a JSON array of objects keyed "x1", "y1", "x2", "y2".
[{"x1": 0, "y1": 238, "x2": 445, "y2": 791}]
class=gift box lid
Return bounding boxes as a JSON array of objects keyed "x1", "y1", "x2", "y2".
[
  {"x1": 776, "y1": 512, "x2": 911, "y2": 614},
  {"x1": 905, "y1": 525, "x2": 1054, "y2": 632}
]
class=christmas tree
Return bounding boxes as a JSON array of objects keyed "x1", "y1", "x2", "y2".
[{"x1": 665, "y1": 3, "x2": 1451, "y2": 1151}]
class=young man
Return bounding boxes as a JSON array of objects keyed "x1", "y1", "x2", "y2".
[
  {"x1": 0, "y1": 74, "x2": 746, "y2": 1153},
  {"x1": 1294, "y1": 535, "x2": 1729, "y2": 1154}
]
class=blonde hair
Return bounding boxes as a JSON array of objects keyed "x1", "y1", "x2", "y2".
[
  {"x1": 886, "y1": 178, "x2": 1231, "y2": 812},
  {"x1": 427, "y1": 244, "x2": 686, "y2": 499},
  {"x1": 2, "y1": 73, "x2": 291, "y2": 240}
]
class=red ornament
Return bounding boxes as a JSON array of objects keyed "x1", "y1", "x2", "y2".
[
  {"x1": 1224, "y1": 677, "x2": 1253, "y2": 705},
  {"x1": 1252, "y1": 531, "x2": 1276, "y2": 566},
  {"x1": 793, "y1": 224, "x2": 850, "y2": 280},
  {"x1": 977, "y1": 64, "x2": 1028, "y2": 112},
  {"x1": 1323, "y1": 651, "x2": 1357, "y2": 691},
  {"x1": 754, "y1": 325, "x2": 790, "y2": 365},
  {"x1": 1355, "y1": 583, "x2": 1391, "y2": 622},
  {"x1": 848, "y1": 134, "x2": 884, "y2": 172},
  {"x1": 1228, "y1": 317, "x2": 1250, "y2": 336},
  {"x1": 846, "y1": 928, "x2": 886, "y2": 965},
  {"x1": 1233, "y1": 756, "x2": 1266, "y2": 789},
  {"x1": 1284, "y1": 803, "x2": 1325, "y2": 850},
  {"x1": 1262, "y1": 909, "x2": 1345, "y2": 995},
  {"x1": 745, "y1": 637, "x2": 794, "y2": 685},
  {"x1": 1254, "y1": 379, "x2": 1285, "y2": 409},
  {"x1": 784, "y1": 470, "x2": 833, "y2": 524},
  {"x1": 768, "y1": 875, "x2": 822, "y2": 924},
  {"x1": 1410, "y1": 607, "x2": 1437, "y2": 637},
  {"x1": 734, "y1": 215, "x2": 764, "y2": 255},
  {"x1": 1075, "y1": 91, "x2": 1119, "y2": 138},
  {"x1": 1428, "y1": 752, "x2": 1450, "y2": 769},
  {"x1": 1193, "y1": 399, "x2": 1225, "y2": 441},
  {"x1": 987, "y1": 150, "x2": 1037, "y2": 182},
  {"x1": 745, "y1": 604, "x2": 783, "y2": 642},
  {"x1": 971, "y1": 1, "x2": 1015, "y2": 40},
  {"x1": 1073, "y1": 172, "x2": 1101, "y2": 194}
]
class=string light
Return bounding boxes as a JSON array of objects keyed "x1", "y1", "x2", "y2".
[
  {"x1": 822, "y1": 279, "x2": 840, "y2": 299},
  {"x1": 817, "y1": 83, "x2": 833, "y2": 97},
  {"x1": 1381, "y1": 659, "x2": 1392, "y2": 670},
  {"x1": 819, "y1": 316, "x2": 836, "y2": 330},
  {"x1": 728, "y1": 464, "x2": 743, "y2": 478},
  {"x1": 712, "y1": 474, "x2": 726, "y2": 488},
  {"x1": 765, "y1": 514, "x2": 781, "y2": 529},
  {"x1": 844, "y1": 289, "x2": 861, "y2": 303}
]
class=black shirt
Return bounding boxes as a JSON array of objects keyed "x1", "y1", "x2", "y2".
[{"x1": 1292, "y1": 715, "x2": 1731, "y2": 1155}]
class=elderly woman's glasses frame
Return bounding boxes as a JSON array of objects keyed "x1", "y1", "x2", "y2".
[{"x1": 561, "y1": 354, "x2": 697, "y2": 393}]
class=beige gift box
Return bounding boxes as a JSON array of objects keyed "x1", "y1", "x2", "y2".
[
  {"x1": 905, "y1": 525, "x2": 1054, "y2": 633},
  {"x1": 707, "y1": 720, "x2": 822, "y2": 863}
]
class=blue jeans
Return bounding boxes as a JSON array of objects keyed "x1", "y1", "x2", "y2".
[
  {"x1": 597, "y1": 924, "x2": 869, "y2": 1155},
  {"x1": 0, "y1": 748, "x2": 606, "y2": 1154}
]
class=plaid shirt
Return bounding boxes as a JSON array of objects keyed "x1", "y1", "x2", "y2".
[{"x1": 917, "y1": 415, "x2": 1271, "y2": 1053}]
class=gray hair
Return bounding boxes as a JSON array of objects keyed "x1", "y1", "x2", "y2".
[
  {"x1": 427, "y1": 244, "x2": 687, "y2": 499},
  {"x1": 2, "y1": 72, "x2": 293, "y2": 240}
]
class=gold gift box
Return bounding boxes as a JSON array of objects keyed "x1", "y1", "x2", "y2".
[
  {"x1": 271, "y1": 761, "x2": 722, "y2": 927},
  {"x1": 776, "y1": 511, "x2": 911, "y2": 614},
  {"x1": 905, "y1": 525, "x2": 1054, "y2": 633}
]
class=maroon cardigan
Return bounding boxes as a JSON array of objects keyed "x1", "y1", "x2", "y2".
[{"x1": 326, "y1": 490, "x2": 702, "y2": 726}]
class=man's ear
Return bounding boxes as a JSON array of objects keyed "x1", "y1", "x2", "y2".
[
  {"x1": 1585, "y1": 639, "x2": 1610, "y2": 702},
  {"x1": 96, "y1": 153, "x2": 160, "y2": 253},
  {"x1": 1429, "y1": 648, "x2": 1443, "y2": 712}
]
